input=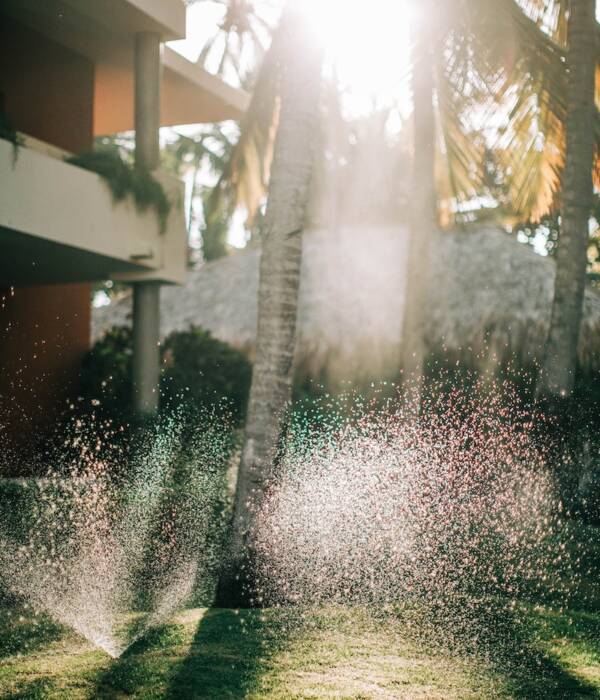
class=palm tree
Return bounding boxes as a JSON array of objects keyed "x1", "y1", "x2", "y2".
[
  {"x1": 202, "y1": 27, "x2": 281, "y2": 239},
  {"x1": 161, "y1": 1, "x2": 277, "y2": 261},
  {"x1": 400, "y1": 3, "x2": 437, "y2": 398},
  {"x1": 399, "y1": 0, "x2": 581, "y2": 393},
  {"x1": 216, "y1": 2, "x2": 323, "y2": 606},
  {"x1": 192, "y1": 0, "x2": 273, "y2": 83},
  {"x1": 536, "y1": 0, "x2": 597, "y2": 402},
  {"x1": 208, "y1": 1, "x2": 573, "y2": 235},
  {"x1": 200, "y1": 1, "x2": 596, "y2": 398},
  {"x1": 162, "y1": 126, "x2": 239, "y2": 261}
]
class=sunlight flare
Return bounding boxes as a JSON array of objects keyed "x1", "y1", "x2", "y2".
[{"x1": 300, "y1": 0, "x2": 414, "y2": 116}]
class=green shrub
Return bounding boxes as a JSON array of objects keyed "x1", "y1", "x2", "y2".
[
  {"x1": 161, "y1": 327, "x2": 251, "y2": 424},
  {"x1": 0, "y1": 480, "x2": 37, "y2": 545},
  {"x1": 79, "y1": 326, "x2": 251, "y2": 425},
  {"x1": 79, "y1": 326, "x2": 133, "y2": 416}
]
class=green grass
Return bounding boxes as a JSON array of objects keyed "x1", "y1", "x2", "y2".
[
  {"x1": 0, "y1": 602, "x2": 599, "y2": 699},
  {"x1": 1, "y1": 519, "x2": 599, "y2": 698}
]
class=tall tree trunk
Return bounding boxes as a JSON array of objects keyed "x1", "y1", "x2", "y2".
[
  {"x1": 216, "y1": 5, "x2": 323, "y2": 607},
  {"x1": 401, "y1": 13, "x2": 437, "y2": 402},
  {"x1": 537, "y1": 0, "x2": 596, "y2": 402}
]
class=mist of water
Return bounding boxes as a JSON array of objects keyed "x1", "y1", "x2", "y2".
[
  {"x1": 252, "y1": 382, "x2": 588, "y2": 636},
  {"x1": 0, "y1": 379, "x2": 592, "y2": 663},
  {"x1": 0, "y1": 410, "x2": 232, "y2": 657}
]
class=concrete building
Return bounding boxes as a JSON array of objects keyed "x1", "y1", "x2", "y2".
[{"x1": 0, "y1": 0, "x2": 248, "y2": 467}]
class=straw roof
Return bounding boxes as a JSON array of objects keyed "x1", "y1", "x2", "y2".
[{"x1": 93, "y1": 226, "x2": 600, "y2": 386}]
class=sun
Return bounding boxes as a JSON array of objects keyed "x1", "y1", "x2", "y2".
[
  {"x1": 300, "y1": 0, "x2": 414, "y2": 119},
  {"x1": 172, "y1": 0, "x2": 415, "y2": 122}
]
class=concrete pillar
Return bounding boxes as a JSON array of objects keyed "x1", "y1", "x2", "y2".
[
  {"x1": 134, "y1": 32, "x2": 161, "y2": 171},
  {"x1": 132, "y1": 31, "x2": 161, "y2": 415},
  {"x1": 132, "y1": 282, "x2": 161, "y2": 415}
]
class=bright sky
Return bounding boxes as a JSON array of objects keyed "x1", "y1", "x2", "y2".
[
  {"x1": 169, "y1": 0, "x2": 414, "y2": 121},
  {"x1": 168, "y1": 2, "x2": 253, "y2": 79},
  {"x1": 306, "y1": 0, "x2": 413, "y2": 119}
]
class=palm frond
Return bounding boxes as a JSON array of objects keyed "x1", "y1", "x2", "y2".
[
  {"x1": 204, "y1": 21, "x2": 282, "y2": 228},
  {"x1": 435, "y1": 55, "x2": 487, "y2": 226},
  {"x1": 434, "y1": 0, "x2": 569, "y2": 223}
]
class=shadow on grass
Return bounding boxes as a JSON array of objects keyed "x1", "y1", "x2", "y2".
[
  {"x1": 166, "y1": 608, "x2": 289, "y2": 699},
  {"x1": 0, "y1": 606, "x2": 64, "y2": 660},
  {"x1": 473, "y1": 605, "x2": 599, "y2": 699},
  {"x1": 50, "y1": 598, "x2": 600, "y2": 699},
  {"x1": 538, "y1": 607, "x2": 600, "y2": 659},
  {"x1": 92, "y1": 623, "x2": 188, "y2": 699},
  {"x1": 412, "y1": 598, "x2": 600, "y2": 699},
  {"x1": 3, "y1": 677, "x2": 56, "y2": 700},
  {"x1": 93, "y1": 608, "x2": 291, "y2": 699}
]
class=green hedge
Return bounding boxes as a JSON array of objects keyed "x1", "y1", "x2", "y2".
[
  {"x1": 79, "y1": 326, "x2": 251, "y2": 425},
  {"x1": 160, "y1": 327, "x2": 251, "y2": 424}
]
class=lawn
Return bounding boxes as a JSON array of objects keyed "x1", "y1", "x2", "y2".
[{"x1": 1, "y1": 600, "x2": 599, "y2": 699}]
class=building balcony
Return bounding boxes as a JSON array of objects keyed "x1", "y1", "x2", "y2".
[
  {"x1": 1, "y1": 0, "x2": 249, "y2": 136},
  {"x1": 0, "y1": 135, "x2": 188, "y2": 286}
]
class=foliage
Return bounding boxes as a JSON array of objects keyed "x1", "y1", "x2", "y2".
[
  {"x1": 589, "y1": 197, "x2": 600, "y2": 285},
  {"x1": 420, "y1": 0, "x2": 573, "y2": 225},
  {"x1": 203, "y1": 0, "x2": 594, "y2": 232},
  {"x1": 175, "y1": 1, "x2": 280, "y2": 237},
  {"x1": 162, "y1": 127, "x2": 237, "y2": 261},
  {"x1": 513, "y1": 193, "x2": 600, "y2": 285},
  {"x1": 91, "y1": 124, "x2": 240, "y2": 264},
  {"x1": 79, "y1": 326, "x2": 134, "y2": 417},
  {"x1": 203, "y1": 20, "x2": 280, "y2": 231},
  {"x1": 92, "y1": 279, "x2": 129, "y2": 305},
  {"x1": 66, "y1": 150, "x2": 171, "y2": 233},
  {"x1": 188, "y1": 0, "x2": 273, "y2": 83},
  {"x1": 161, "y1": 327, "x2": 251, "y2": 423},
  {"x1": 0, "y1": 93, "x2": 22, "y2": 163},
  {"x1": 199, "y1": 0, "x2": 588, "y2": 231},
  {"x1": 0, "y1": 123, "x2": 20, "y2": 154},
  {"x1": 513, "y1": 211, "x2": 561, "y2": 257},
  {"x1": 94, "y1": 134, "x2": 135, "y2": 164},
  {"x1": 79, "y1": 326, "x2": 251, "y2": 425},
  {"x1": 159, "y1": 1, "x2": 276, "y2": 260}
]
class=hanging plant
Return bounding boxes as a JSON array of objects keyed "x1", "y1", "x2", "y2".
[
  {"x1": 66, "y1": 150, "x2": 171, "y2": 233},
  {"x1": 0, "y1": 107, "x2": 22, "y2": 164}
]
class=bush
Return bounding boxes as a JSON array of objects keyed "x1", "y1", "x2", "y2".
[
  {"x1": 79, "y1": 325, "x2": 251, "y2": 425},
  {"x1": 161, "y1": 327, "x2": 251, "y2": 423},
  {"x1": 79, "y1": 326, "x2": 133, "y2": 416}
]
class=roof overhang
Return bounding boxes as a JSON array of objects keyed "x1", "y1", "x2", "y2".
[
  {"x1": 1, "y1": 0, "x2": 186, "y2": 44},
  {"x1": 94, "y1": 47, "x2": 250, "y2": 135},
  {"x1": 2, "y1": 0, "x2": 249, "y2": 130}
]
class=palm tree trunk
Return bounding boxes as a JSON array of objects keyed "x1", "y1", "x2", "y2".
[
  {"x1": 537, "y1": 0, "x2": 596, "y2": 402},
  {"x1": 216, "y1": 5, "x2": 323, "y2": 607},
  {"x1": 401, "y1": 15, "x2": 437, "y2": 401}
]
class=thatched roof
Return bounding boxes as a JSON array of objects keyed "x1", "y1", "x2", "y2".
[{"x1": 92, "y1": 226, "x2": 600, "y2": 386}]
